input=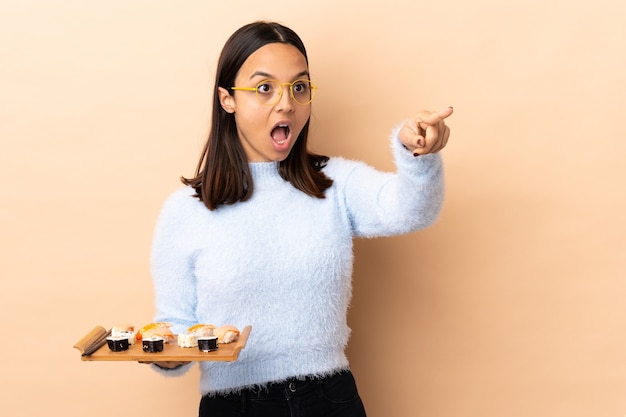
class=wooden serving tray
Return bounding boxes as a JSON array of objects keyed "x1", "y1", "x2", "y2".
[{"x1": 74, "y1": 325, "x2": 251, "y2": 362}]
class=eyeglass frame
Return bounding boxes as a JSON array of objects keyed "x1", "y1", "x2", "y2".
[{"x1": 229, "y1": 79, "x2": 317, "y2": 106}]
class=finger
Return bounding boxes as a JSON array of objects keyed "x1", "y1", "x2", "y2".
[
  {"x1": 429, "y1": 126, "x2": 448, "y2": 154},
  {"x1": 152, "y1": 361, "x2": 185, "y2": 369},
  {"x1": 423, "y1": 120, "x2": 443, "y2": 148},
  {"x1": 419, "y1": 123, "x2": 450, "y2": 155},
  {"x1": 402, "y1": 120, "x2": 426, "y2": 148},
  {"x1": 438, "y1": 126, "x2": 449, "y2": 152},
  {"x1": 416, "y1": 106, "x2": 454, "y2": 126}
]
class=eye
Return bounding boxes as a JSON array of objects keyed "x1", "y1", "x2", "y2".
[
  {"x1": 256, "y1": 81, "x2": 275, "y2": 95},
  {"x1": 292, "y1": 80, "x2": 309, "y2": 94}
]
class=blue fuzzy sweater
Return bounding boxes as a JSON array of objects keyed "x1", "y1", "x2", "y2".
[{"x1": 150, "y1": 130, "x2": 444, "y2": 394}]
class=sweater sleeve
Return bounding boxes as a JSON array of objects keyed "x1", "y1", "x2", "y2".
[
  {"x1": 150, "y1": 189, "x2": 199, "y2": 333},
  {"x1": 331, "y1": 124, "x2": 445, "y2": 238}
]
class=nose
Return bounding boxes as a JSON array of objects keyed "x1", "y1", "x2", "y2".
[{"x1": 274, "y1": 85, "x2": 294, "y2": 112}]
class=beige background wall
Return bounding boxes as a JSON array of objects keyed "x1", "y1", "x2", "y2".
[{"x1": 2, "y1": 1, "x2": 625, "y2": 416}]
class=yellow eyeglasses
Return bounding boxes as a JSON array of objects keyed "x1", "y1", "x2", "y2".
[{"x1": 230, "y1": 79, "x2": 317, "y2": 106}]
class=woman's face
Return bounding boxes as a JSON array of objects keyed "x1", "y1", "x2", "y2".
[{"x1": 218, "y1": 43, "x2": 312, "y2": 162}]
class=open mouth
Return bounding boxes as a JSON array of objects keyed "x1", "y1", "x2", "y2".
[{"x1": 271, "y1": 123, "x2": 291, "y2": 145}]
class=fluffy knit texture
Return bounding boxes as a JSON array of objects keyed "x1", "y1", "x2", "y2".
[{"x1": 150, "y1": 128, "x2": 444, "y2": 395}]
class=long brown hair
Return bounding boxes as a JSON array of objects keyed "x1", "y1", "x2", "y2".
[{"x1": 182, "y1": 21, "x2": 333, "y2": 210}]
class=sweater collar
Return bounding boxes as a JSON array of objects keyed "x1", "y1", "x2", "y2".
[{"x1": 249, "y1": 161, "x2": 281, "y2": 182}]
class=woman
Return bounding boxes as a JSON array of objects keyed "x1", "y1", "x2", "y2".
[{"x1": 146, "y1": 21, "x2": 452, "y2": 416}]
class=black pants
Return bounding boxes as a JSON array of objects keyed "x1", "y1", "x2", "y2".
[{"x1": 198, "y1": 369, "x2": 367, "y2": 417}]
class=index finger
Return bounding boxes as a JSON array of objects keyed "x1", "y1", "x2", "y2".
[{"x1": 417, "y1": 106, "x2": 454, "y2": 126}]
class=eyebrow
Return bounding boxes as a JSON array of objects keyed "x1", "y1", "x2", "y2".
[{"x1": 250, "y1": 70, "x2": 310, "y2": 80}]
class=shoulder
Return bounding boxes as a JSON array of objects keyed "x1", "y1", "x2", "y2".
[
  {"x1": 152, "y1": 187, "x2": 209, "y2": 241},
  {"x1": 322, "y1": 156, "x2": 391, "y2": 191},
  {"x1": 157, "y1": 187, "x2": 206, "y2": 219},
  {"x1": 164, "y1": 186, "x2": 198, "y2": 203},
  {"x1": 322, "y1": 156, "x2": 369, "y2": 180}
]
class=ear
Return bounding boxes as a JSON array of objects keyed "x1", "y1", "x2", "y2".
[{"x1": 218, "y1": 87, "x2": 235, "y2": 113}]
